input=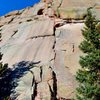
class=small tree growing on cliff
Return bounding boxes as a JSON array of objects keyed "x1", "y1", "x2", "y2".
[
  {"x1": 0, "y1": 32, "x2": 8, "y2": 76},
  {"x1": 76, "y1": 8, "x2": 100, "y2": 100},
  {"x1": 0, "y1": 53, "x2": 8, "y2": 76}
]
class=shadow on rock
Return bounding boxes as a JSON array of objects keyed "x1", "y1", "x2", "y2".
[{"x1": 0, "y1": 61, "x2": 40, "y2": 100}]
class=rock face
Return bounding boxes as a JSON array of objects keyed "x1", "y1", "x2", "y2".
[
  {"x1": 0, "y1": 0, "x2": 99, "y2": 100},
  {"x1": 42, "y1": 0, "x2": 100, "y2": 19},
  {"x1": 52, "y1": 0, "x2": 100, "y2": 19}
]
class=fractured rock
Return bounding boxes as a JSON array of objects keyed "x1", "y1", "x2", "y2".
[{"x1": 1, "y1": 0, "x2": 99, "y2": 99}]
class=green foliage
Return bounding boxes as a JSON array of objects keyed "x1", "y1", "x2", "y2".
[
  {"x1": 0, "y1": 32, "x2": 9, "y2": 99},
  {"x1": 0, "y1": 33, "x2": 8, "y2": 77},
  {"x1": 76, "y1": 9, "x2": 100, "y2": 100},
  {"x1": 4, "y1": 96, "x2": 9, "y2": 100},
  {"x1": 56, "y1": 0, "x2": 63, "y2": 17}
]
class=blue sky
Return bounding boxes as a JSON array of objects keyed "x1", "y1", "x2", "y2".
[{"x1": 0, "y1": 0, "x2": 40, "y2": 16}]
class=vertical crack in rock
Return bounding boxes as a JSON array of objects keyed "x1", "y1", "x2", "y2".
[
  {"x1": 51, "y1": 20, "x2": 67, "y2": 62},
  {"x1": 48, "y1": 71, "x2": 57, "y2": 100},
  {"x1": 31, "y1": 73, "x2": 38, "y2": 100},
  {"x1": 52, "y1": 71, "x2": 57, "y2": 100},
  {"x1": 40, "y1": 66, "x2": 43, "y2": 82},
  {"x1": 31, "y1": 73, "x2": 35, "y2": 87},
  {"x1": 50, "y1": 25, "x2": 57, "y2": 62},
  {"x1": 32, "y1": 81, "x2": 38, "y2": 100},
  {"x1": 48, "y1": 83, "x2": 54, "y2": 100}
]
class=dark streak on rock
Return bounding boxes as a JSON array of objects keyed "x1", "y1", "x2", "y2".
[
  {"x1": 19, "y1": 22, "x2": 22, "y2": 24},
  {"x1": 8, "y1": 18, "x2": 15, "y2": 24},
  {"x1": 52, "y1": 71, "x2": 57, "y2": 100},
  {"x1": 32, "y1": 74, "x2": 35, "y2": 87},
  {"x1": 32, "y1": 81, "x2": 38, "y2": 100},
  {"x1": 11, "y1": 30, "x2": 18, "y2": 37},
  {"x1": 54, "y1": 23, "x2": 64, "y2": 28},
  {"x1": 48, "y1": 71, "x2": 57, "y2": 100},
  {"x1": 40, "y1": 66, "x2": 43, "y2": 82},
  {"x1": 27, "y1": 19, "x2": 33, "y2": 22},
  {"x1": 27, "y1": 34, "x2": 53, "y2": 40},
  {"x1": 50, "y1": 25, "x2": 57, "y2": 62},
  {"x1": 0, "y1": 25, "x2": 3, "y2": 28}
]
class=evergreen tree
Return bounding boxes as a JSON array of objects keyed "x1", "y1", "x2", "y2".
[
  {"x1": 0, "y1": 53, "x2": 8, "y2": 76},
  {"x1": 0, "y1": 31, "x2": 9, "y2": 100},
  {"x1": 76, "y1": 8, "x2": 100, "y2": 100},
  {"x1": 0, "y1": 32, "x2": 8, "y2": 76}
]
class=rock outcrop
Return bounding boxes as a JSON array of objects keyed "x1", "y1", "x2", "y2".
[
  {"x1": 0, "y1": 0, "x2": 99, "y2": 100},
  {"x1": 42, "y1": 0, "x2": 100, "y2": 19}
]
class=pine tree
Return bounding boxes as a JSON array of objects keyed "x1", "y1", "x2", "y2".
[
  {"x1": 76, "y1": 8, "x2": 100, "y2": 100},
  {"x1": 0, "y1": 32, "x2": 8, "y2": 76},
  {"x1": 0, "y1": 30, "x2": 9, "y2": 99},
  {"x1": 0, "y1": 53, "x2": 8, "y2": 76}
]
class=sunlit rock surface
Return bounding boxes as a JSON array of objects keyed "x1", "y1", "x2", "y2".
[
  {"x1": 52, "y1": 0, "x2": 100, "y2": 19},
  {"x1": 0, "y1": 0, "x2": 99, "y2": 100}
]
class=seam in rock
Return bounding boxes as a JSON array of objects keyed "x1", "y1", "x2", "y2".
[
  {"x1": 40, "y1": 66, "x2": 43, "y2": 82},
  {"x1": 47, "y1": 71, "x2": 57, "y2": 100},
  {"x1": 11, "y1": 30, "x2": 18, "y2": 37},
  {"x1": 26, "y1": 34, "x2": 54, "y2": 40},
  {"x1": 8, "y1": 17, "x2": 15, "y2": 24},
  {"x1": 50, "y1": 24, "x2": 57, "y2": 62}
]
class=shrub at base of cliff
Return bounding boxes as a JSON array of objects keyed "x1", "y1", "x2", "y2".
[{"x1": 76, "y1": 8, "x2": 100, "y2": 100}]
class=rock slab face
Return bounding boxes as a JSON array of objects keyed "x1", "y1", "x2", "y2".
[
  {"x1": 53, "y1": 0, "x2": 100, "y2": 19},
  {"x1": 0, "y1": 0, "x2": 98, "y2": 100},
  {"x1": 42, "y1": 0, "x2": 100, "y2": 19}
]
